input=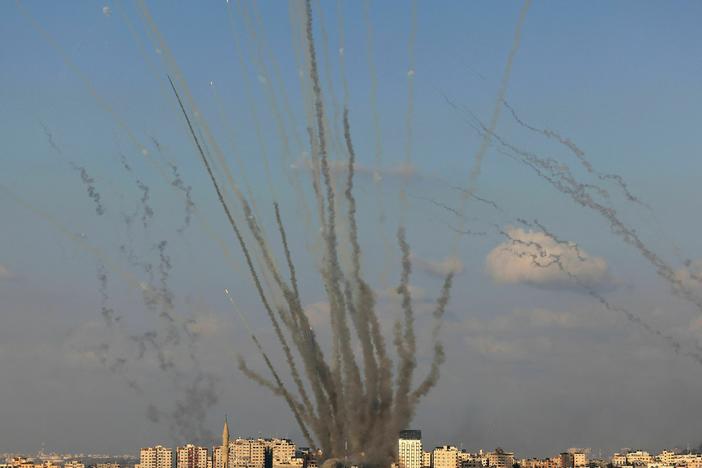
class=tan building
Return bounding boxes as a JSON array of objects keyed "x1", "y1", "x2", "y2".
[
  {"x1": 96, "y1": 463, "x2": 120, "y2": 468},
  {"x1": 398, "y1": 430, "x2": 423, "y2": 468},
  {"x1": 266, "y1": 439, "x2": 295, "y2": 465},
  {"x1": 612, "y1": 454, "x2": 628, "y2": 467},
  {"x1": 560, "y1": 452, "x2": 588, "y2": 468},
  {"x1": 422, "y1": 451, "x2": 432, "y2": 468},
  {"x1": 521, "y1": 458, "x2": 561, "y2": 468},
  {"x1": 177, "y1": 445, "x2": 208, "y2": 468},
  {"x1": 433, "y1": 446, "x2": 460, "y2": 468},
  {"x1": 141, "y1": 446, "x2": 174, "y2": 468},
  {"x1": 487, "y1": 449, "x2": 514, "y2": 468},
  {"x1": 628, "y1": 452, "x2": 652, "y2": 466},
  {"x1": 656, "y1": 453, "x2": 675, "y2": 466},
  {"x1": 64, "y1": 461, "x2": 84, "y2": 468}
]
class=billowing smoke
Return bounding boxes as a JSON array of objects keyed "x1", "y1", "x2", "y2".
[{"x1": 155, "y1": 0, "x2": 455, "y2": 462}]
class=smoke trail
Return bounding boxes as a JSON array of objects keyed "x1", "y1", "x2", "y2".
[
  {"x1": 41, "y1": 123, "x2": 105, "y2": 216},
  {"x1": 342, "y1": 108, "x2": 389, "y2": 444},
  {"x1": 167, "y1": 75, "x2": 314, "y2": 443},
  {"x1": 399, "y1": 0, "x2": 418, "y2": 222},
  {"x1": 464, "y1": 0, "x2": 532, "y2": 194},
  {"x1": 97, "y1": 264, "x2": 119, "y2": 326},
  {"x1": 410, "y1": 271, "x2": 453, "y2": 402},
  {"x1": 70, "y1": 163, "x2": 106, "y2": 216},
  {"x1": 136, "y1": 179, "x2": 154, "y2": 229},
  {"x1": 502, "y1": 100, "x2": 648, "y2": 207},
  {"x1": 2, "y1": 183, "x2": 217, "y2": 442},
  {"x1": 495, "y1": 225, "x2": 702, "y2": 366},
  {"x1": 40, "y1": 121, "x2": 63, "y2": 155},
  {"x1": 420, "y1": 178, "x2": 702, "y2": 370},
  {"x1": 481, "y1": 120, "x2": 702, "y2": 313},
  {"x1": 450, "y1": 186, "x2": 503, "y2": 212},
  {"x1": 393, "y1": 227, "x2": 417, "y2": 432},
  {"x1": 271, "y1": 203, "x2": 343, "y2": 447},
  {"x1": 303, "y1": 2, "x2": 364, "y2": 441},
  {"x1": 165, "y1": 160, "x2": 194, "y2": 234},
  {"x1": 361, "y1": 0, "x2": 395, "y2": 291},
  {"x1": 225, "y1": 289, "x2": 315, "y2": 447}
]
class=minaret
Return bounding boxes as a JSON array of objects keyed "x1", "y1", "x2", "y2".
[{"x1": 222, "y1": 416, "x2": 230, "y2": 468}]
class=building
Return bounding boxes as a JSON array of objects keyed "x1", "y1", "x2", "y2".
[
  {"x1": 559, "y1": 452, "x2": 587, "y2": 468},
  {"x1": 64, "y1": 462, "x2": 84, "y2": 468},
  {"x1": 433, "y1": 446, "x2": 460, "y2": 468},
  {"x1": 140, "y1": 446, "x2": 174, "y2": 468},
  {"x1": 520, "y1": 458, "x2": 560, "y2": 468},
  {"x1": 656, "y1": 453, "x2": 675, "y2": 466},
  {"x1": 487, "y1": 449, "x2": 514, "y2": 468},
  {"x1": 398, "y1": 430, "x2": 423, "y2": 468},
  {"x1": 628, "y1": 452, "x2": 652, "y2": 466},
  {"x1": 422, "y1": 451, "x2": 432, "y2": 468},
  {"x1": 572, "y1": 453, "x2": 587, "y2": 468},
  {"x1": 177, "y1": 445, "x2": 208, "y2": 468},
  {"x1": 96, "y1": 464, "x2": 120, "y2": 468},
  {"x1": 266, "y1": 439, "x2": 296, "y2": 466}
]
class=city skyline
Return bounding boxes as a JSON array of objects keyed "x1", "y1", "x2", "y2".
[{"x1": 2, "y1": 0, "x2": 702, "y2": 461}]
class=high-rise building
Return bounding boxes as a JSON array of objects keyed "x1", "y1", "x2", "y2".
[
  {"x1": 398, "y1": 430, "x2": 423, "y2": 468},
  {"x1": 177, "y1": 445, "x2": 208, "y2": 468},
  {"x1": 487, "y1": 449, "x2": 514, "y2": 468},
  {"x1": 140, "y1": 446, "x2": 173, "y2": 468},
  {"x1": 64, "y1": 461, "x2": 84, "y2": 468}
]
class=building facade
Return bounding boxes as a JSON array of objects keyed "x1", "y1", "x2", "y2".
[
  {"x1": 398, "y1": 430, "x2": 423, "y2": 468},
  {"x1": 177, "y1": 445, "x2": 208, "y2": 468},
  {"x1": 433, "y1": 446, "x2": 460, "y2": 468},
  {"x1": 140, "y1": 446, "x2": 174, "y2": 468}
]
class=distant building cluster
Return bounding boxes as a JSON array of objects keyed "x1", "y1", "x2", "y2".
[
  {"x1": 610, "y1": 450, "x2": 702, "y2": 468},
  {"x1": 5, "y1": 425, "x2": 702, "y2": 468},
  {"x1": 1, "y1": 458, "x2": 88, "y2": 468},
  {"x1": 133, "y1": 419, "x2": 309, "y2": 468},
  {"x1": 396, "y1": 430, "x2": 702, "y2": 468}
]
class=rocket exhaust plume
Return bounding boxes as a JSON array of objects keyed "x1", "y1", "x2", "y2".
[{"x1": 155, "y1": 0, "x2": 455, "y2": 462}]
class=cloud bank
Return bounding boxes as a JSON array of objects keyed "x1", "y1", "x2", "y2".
[{"x1": 485, "y1": 228, "x2": 614, "y2": 291}]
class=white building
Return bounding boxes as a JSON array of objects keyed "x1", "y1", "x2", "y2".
[
  {"x1": 398, "y1": 430, "x2": 423, "y2": 468},
  {"x1": 141, "y1": 446, "x2": 173, "y2": 468},
  {"x1": 177, "y1": 445, "x2": 208, "y2": 468}
]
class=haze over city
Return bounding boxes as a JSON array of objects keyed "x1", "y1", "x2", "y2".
[{"x1": 2, "y1": 1, "x2": 702, "y2": 465}]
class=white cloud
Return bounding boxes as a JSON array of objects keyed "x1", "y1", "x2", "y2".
[
  {"x1": 414, "y1": 255, "x2": 464, "y2": 277},
  {"x1": 485, "y1": 227, "x2": 613, "y2": 291}
]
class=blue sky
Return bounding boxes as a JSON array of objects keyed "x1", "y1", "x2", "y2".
[{"x1": 2, "y1": 0, "x2": 702, "y2": 458}]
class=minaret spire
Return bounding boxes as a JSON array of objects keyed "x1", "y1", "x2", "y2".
[{"x1": 222, "y1": 416, "x2": 230, "y2": 468}]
